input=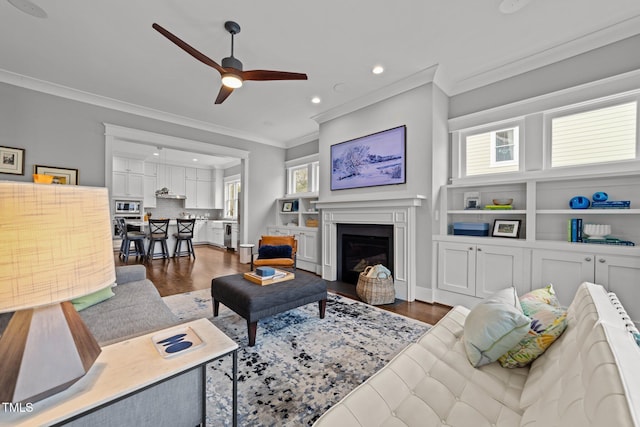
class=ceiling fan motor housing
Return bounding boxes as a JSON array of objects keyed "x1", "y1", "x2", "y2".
[{"x1": 222, "y1": 56, "x2": 243, "y2": 71}]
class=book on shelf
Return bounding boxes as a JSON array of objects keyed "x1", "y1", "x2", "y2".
[
  {"x1": 483, "y1": 205, "x2": 514, "y2": 210},
  {"x1": 582, "y1": 237, "x2": 635, "y2": 246},
  {"x1": 567, "y1": 218, "x2": 583, "y2": 242},
  {"x1": 591, "y1": 201, "x2": 631, "y2": 209}
]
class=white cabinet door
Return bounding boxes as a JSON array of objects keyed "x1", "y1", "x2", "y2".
[
  {"x1": 293, "y1": 230, "x2": 318, "y2": 263},
  {"x1": 127, "y1": 173, "x2": 144, "y2": 198},
  {"x1": 143, "y1": 175, "x2": 157, "y2": 208},
  {"x1": 197, "y1": 168, "x2": 212, "y2": 181},
  {"x1": 437, "y1": 242, "x2": 476, "y2": 297},
  {"x1": 112, "y1": 171, "x2": 143, "y2": 197},
  {"x1": 595, "y1": 254, "x2": 640, "y2": 327},
  {"x1": 113, "y1": 157, "x2": 129, "y2": 172},
  {"x1": 184, "y1": 180, "x2": 197, "y2": 208},
  {"x1": 185, "y1": 167, "x2": 197, "y2": 180},
  {"x1": 112, "y1": 172, "x2": 127, "y2": 196},
  {"x1": 196, "y1": 180, "x2": 213, "y2": 209},
  {"x1": 168, "y1": 165, "x2": 186, "y2": 195},
  {"x1": 213, "y1": 229, "x2": 224, "y2": 246},
  {"x1": 531, "y1": 249, "x2": 594, "y2": 306},
  {"x1": 475, "y1": 245, "x2": 524, "y2": 299}
]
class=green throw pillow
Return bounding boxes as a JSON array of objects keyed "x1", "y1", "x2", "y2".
[
  {"x1": 72, "y1": 286, "x2": 115, "y2": 311},
  {"x1": 463, "y1": 287, "x2": 531, "y2": 367}
]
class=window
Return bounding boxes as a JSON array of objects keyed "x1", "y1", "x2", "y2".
[
  {"x1": 286, "y1": 159, "x2": 319, "y2": 195},
  {"x1": 464, "y1": 125, "x2": 520, "y2": 176},
  {"x1": 550, "y1": 101, "x2": 637, "y2": 168},
  {"x1": 224, "y1": 176, "x2": 240, "y2": 218}
]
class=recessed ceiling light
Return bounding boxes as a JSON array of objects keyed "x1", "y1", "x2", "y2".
[
  {"x1": 372, "y1": 65, "x2": 384, "y2": 75},
  {"x1": 192, "y1": 158, "x2": 198, "y2": 162},
  {"x1": 7, "y1": 0, "x2": 47, "y2": 18},
  {"x1": 153, "y1": 152, "x2": 160, "y2": 156},
  {"x1": 499, "y1": 0, "x2": 531, "y2": 14},
  {"x1": 311, "y1": 96, "x2": 321, "y2": 104}
]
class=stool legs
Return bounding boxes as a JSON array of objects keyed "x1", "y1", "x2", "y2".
[
  {"x1": 174, "y1": 238, "x2": 196, "y2": 259},
  {"x1": 147, "y1": 238, "x2": 169, "y2": 260}
]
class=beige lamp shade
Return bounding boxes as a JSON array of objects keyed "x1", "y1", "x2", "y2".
[{"x1": 0, "y1": 181, "x2": 116, "y2": 312}]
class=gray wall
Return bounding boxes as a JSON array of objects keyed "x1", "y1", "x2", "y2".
[
  {"x1": 0, "y1": 82, "x2": 285, "y2": 245},
  {"x1": 450, "y1": 33, "x2": 640, "y2": 118},
  {"x1": 285, "y1": 139, "x2": 319, "y2": 161},
  {"x1": 318, "y1": 83, "x2": 449, "y2": 298}
]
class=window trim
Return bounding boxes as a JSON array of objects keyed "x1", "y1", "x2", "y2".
[
  {"x1": 458, "y1": 119, "x2": 524, "y2": 180},
  {"x1": 223, "y1": 174, "x2": 241, "y2": 219},
  {"x1": 285, "y1": 157, "x2": 319, "y2": 196}
]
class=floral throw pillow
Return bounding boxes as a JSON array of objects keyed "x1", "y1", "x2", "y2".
[
  {"x1": 519, "y1": 284, "x2": 562, "y2": 307},
  {"x1": 498, "y1": 299, "x2": 568, "y2": 368}
]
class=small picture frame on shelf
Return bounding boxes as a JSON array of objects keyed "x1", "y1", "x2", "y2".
[
  {"x1": 282, "y1": 202, "x2": 293, "y2": 212},
  {"x1": 464, "y1": 191, "x2": 481, "y2": 210},
  {"x1": 492, "y1": 219, "x2": 521, "y2": 238}
]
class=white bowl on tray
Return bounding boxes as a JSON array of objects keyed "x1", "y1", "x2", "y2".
[{"x1": 583, "y1": 224, "x2": 611, "y2": 239}]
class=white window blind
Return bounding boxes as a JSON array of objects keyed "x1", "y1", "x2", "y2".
[{"x1": 551, "y1": 101, "x2": 637, "y2": 167}]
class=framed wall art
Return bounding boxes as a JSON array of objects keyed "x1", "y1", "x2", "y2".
[
  {"x1": 330, "y1": 125, "x2": 406, "y2": 191},
  {"x1": 282, "y1": 202, "x2": 293, "y2": 212},
  {"x1": 0, "y1": 146, "x2": 25, "y2": 175},
  {"x1": 34, "y1": 165, "x2": 79, "y2": 185}
]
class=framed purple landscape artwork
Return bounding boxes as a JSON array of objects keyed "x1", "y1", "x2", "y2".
[{"x1": 330, "y1": 125, "x2": 406, "y2": 191}]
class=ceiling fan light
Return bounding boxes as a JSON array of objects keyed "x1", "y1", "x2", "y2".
[{"x1": 222, "y1": 74, "x2": 243, "y2": 89}]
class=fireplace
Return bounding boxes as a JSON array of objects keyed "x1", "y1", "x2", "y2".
[{"x1": 337, "y1": 224, "x2": 394, "y2": 284}]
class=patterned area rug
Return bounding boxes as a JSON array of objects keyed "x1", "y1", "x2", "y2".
[{"x1": 162, "y1": 289, "x2": 431, "y2": 426}]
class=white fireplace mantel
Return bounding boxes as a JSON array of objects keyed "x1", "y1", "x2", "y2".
[{"x1": 317, "y1": 195, "x2": 425, "y2": 301}]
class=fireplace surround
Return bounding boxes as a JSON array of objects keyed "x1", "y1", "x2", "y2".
[{"x1": 315, "y1": 195, "x2": 425, "y2": 301}]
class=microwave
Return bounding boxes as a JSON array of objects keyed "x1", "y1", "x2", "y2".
[{"x1": 114, "y1": 200, "x2": 141, "y2": 215}]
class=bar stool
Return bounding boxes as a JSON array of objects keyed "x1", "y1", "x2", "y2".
[
  {"x1": 173, "y1": 218, "x2": 196, "y2": 259},
  {"x1": 116, "y1": 218, "x2": 146, "y2": 262},
  {"x1": 146, "y1": 218, "x2": 170, "y2": 260}
]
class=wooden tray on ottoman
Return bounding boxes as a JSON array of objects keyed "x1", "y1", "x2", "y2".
[{"x1": 243, "y1": 269, "x2": 295, "y2": 286}]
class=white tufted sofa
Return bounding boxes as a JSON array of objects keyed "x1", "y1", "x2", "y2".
[{"x1": 314, "y1": 282, "x2": 640, "y2": 427}]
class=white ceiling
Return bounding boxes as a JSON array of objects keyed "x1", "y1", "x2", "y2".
[
  {"x1": 112, "y1": 140, "x2": 240, "y2": 169},
  {"x1": 2, "y1": 0, "x2": 640, "y2": 147}
]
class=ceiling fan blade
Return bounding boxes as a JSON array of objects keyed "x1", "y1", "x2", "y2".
[
  {"x1": 215, "y1": 86, "x2": 234, "y2": 104},
  {"x1": 152, "y1": 23, "x2": 226, "y2": 75},
  {"x1": 241, "y1": 70, "x2": 308, "y2": 81}
]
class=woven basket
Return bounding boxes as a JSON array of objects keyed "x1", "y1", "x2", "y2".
[{"x1": 356, "y1": 267, "x2": 395, "y2": 305}]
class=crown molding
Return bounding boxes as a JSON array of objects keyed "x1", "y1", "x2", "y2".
[
  {"x1": 311, "y1": 65, "x2": 439, "y2": 125},
  {"x1": 284, "y1": 131, "x2": 319, "y2": 148},
  {"x1": 0, "y1": 69, "x2": 285, "y2": 148},
  {"x1": 450, "y1": 13, "x2": 640, "y2": 96}
]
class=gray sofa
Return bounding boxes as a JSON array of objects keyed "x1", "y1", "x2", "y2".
[
  {"x1": 0, "y1": 265, "x2": 205, "y2": 427},
  {"x1": 79, "y1": 264, "x2": 180, "y2": 345}
]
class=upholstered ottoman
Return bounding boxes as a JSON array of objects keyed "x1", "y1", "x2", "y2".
[{"x1": 211, "y1": 270, "x2": 327, "y2": 346}]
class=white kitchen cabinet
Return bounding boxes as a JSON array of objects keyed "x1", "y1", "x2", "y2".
[
  {"x1": 438, "y1": 241, "x2": 525, "y2": 299},
  {"x1": 113, "y1": 157, "x2": 144, "y2": 174},
  {"x1": 532, "y1": 249, "x2": 640, "y2": 325},
  {"x1": 213, "y1": 169, "x2": 224, "y2": 209},
  {"x1": 112, "y1": 156, "x2": 145, "y2": 198},
  {"x1": 231, "y1": 223, "x2": 238, "y2": 250},
  {"x1": 167, "y1": 165, "x2": 186, "y2": 195},
  {"x1": 112, "y1": 171, "x2": 144, "y2": 198},
  {"x1": 185, "y1": 179, "x2": 213, "y2": 209},
  {"x1": 207, "y1": 221, "x2": 225, "y2": 246},
  {"x1": 143, "y1": 175, "x2": 157, "y2": 208},
  {"x1": 192, "y1": 221, "x2": 207, "y2": 244}
]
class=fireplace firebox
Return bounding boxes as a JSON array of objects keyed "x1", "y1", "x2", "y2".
[{"x1": 336, "y1": 224, "x2": 394, "y2": 284}]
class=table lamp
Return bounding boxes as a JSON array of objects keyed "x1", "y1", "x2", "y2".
[{"x1": 0, "y1": 181, "x2": 116, "y2": 403}]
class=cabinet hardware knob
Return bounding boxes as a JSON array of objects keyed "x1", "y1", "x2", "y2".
[
  {"x1": 585, "y1": 257, "x2": 592, "y2": 262},
  {"x1": 469, "y1": 247, "x2": 473, "y2": 251},
  {"x1": 477, "y1": 248, "x2": 482, "y2": 251},
  {"x1": 599, "y1": 258, "x2": 606, "y2": 263}
]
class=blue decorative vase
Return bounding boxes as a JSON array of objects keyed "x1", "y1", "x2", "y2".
[
  {"x1": 569, "y1": 196, "x2": 590, "y2": 209},
  {"x1": 592, "y1": 192, "x2": 608, "y2": 202}
]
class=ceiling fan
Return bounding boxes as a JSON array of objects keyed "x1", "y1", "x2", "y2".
[{"x1": 152, "y1": 21, "x2": 308, "y2": 104}]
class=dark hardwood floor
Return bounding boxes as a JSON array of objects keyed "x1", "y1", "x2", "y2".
[{"x1": 114, "y1": 245, "x2": 451, "y2": 325}]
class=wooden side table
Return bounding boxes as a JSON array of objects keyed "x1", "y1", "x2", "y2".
[{"x1": 0, "y1": 318, "x2": 238, "y2": 427}]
